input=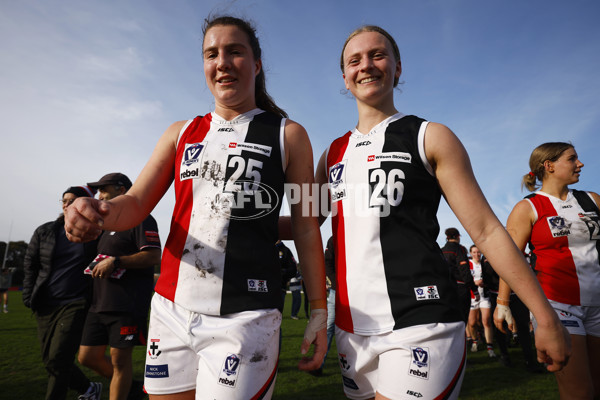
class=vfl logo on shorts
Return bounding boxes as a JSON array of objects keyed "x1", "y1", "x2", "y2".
[
  {"x1": 547, "y1": 216, "x2": 571, "y2": 237},
  {"x1": 408, "y1": 346, "x2": 429, "y2": 380},
  {"x1": 247, "y1": 279, "x2": 268, "y2": 292},
  {"x1": 329, "y1": 161, "x2": 347, "y2": 203},
  {"x1": 218, "y1": 353, "x2": 242, "y2": 388},
  {"x1": 414, "y1": 285, "x2": 440, "y2": 301}
]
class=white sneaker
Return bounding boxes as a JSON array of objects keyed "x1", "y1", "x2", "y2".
[
  {"x1": 78, "y1": 382, "x2": 102, "y2": 400},
  {"x1": 487, "y1": 349, "x2": 496, "y2": 358},
  {"x1": 471, "y1": 342, "x2": 478, "y2": 352}
]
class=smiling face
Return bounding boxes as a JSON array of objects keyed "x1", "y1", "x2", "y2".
[
  {"x1": 342, "y1": 31, "x2": 401, "y2": 106},
  {"x1": 470, "y1": 246, "x2": 481, "y2": 263},
  {"x1": 545, "y1": 147, "x2": 584, "y2": 185},
  {"x1": 203, "y1": 24, "x2": 261, "y2": 117}
]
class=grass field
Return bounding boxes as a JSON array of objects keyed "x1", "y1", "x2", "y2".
[{"x1": 0, "y1": 291, "x2": 559, "y2": 399}]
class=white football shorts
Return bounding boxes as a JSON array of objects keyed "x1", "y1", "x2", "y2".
[
  {"x1": 335, "y1": 321, "x2": 466, "y2": 400},
  {"x1": 144, "y1": 293, "x2": 281, "y2": 399}
]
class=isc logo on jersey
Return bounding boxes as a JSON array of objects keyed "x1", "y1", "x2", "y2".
[
  {"x1": 180, "y1": 142, "x2": 206, "y2": 181},
  {"x1": 547, "y1": 216, "x2": 571, "y2": 237},
  {"x1": 247, "y1": 279, "x2": 268, "y2": 292},
  {"x1": 414, "y1": 285, "x2": 440, "y2": 301},
  {"x1": 218, "y1": 353, "x2": 242, "y2": 388},
  {"x1": 329, "y1": 161, "x2": 347, "y2": 202},
  {"x1": 408, "y1": 346, "x2": 430, "y2": 380}
]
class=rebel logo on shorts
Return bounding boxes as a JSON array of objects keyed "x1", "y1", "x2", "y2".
[
  {"x1": 408, "y1": 346, "x2": 430, "y2": 380},
  {"x1": 218, "y1": 353, "x2": 242, "y2": 388}
]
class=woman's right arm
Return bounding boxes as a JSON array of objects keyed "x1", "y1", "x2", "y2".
[{"x1": 65, "y1": 120, "x2": 185, "y2": 242}]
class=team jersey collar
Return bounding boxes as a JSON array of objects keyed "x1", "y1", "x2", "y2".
[
  {"x1": 536, "y1": 189, "x2": 574, "y2": 202},
  {"x1": 211, "y1": 108, "x2": 263, "y2": 125},
  {"x1": 350, "y1": 112, "x2": 405, "y2": 139}
]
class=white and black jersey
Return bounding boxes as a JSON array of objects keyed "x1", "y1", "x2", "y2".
[{"x1": 326, "y1": 113, "x2": 461, "y2": 335}]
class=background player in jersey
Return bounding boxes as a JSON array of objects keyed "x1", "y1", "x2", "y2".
[
  {"x1": 64, "y1": 15, "x2": 327, "y2": 400},
  {"x1": 77, "y1": 172, "x2": 161, "y2": 400},
  {"x1": 313, "y1": 25, "x2": 570, "y2": 400},
  {"x1": 494, "y1": 142, "x2": 600, "y2": 399},
  {"x1": 467, "y1": 245, "x2": 495, "y2": 357}
]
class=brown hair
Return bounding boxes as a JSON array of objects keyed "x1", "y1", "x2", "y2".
[
  {"x1": 445, "y1": 227, "x2": 460, "y2": 240},
  {"x1": 202, "y1": 15, "x2": 288, "y2": 118},
  {"x1": 523, "y1": 142, "x2": 573, "y2": 192},
  {"x1": 340, "y1": 25, "x2": 401, "y2": 87}
]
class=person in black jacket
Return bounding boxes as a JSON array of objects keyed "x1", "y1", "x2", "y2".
[
  {"x1": 276, "y1": 240, "x2": 297, "y2": 310},
  {"x1": 23, "y1": 185, "x2": 102, "y2": 400},
  {"x1": 441, "y1": 227, "x2": 479, "y2": 323}
]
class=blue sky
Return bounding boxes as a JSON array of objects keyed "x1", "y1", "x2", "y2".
[{"x1": 1, "y1": 0, "x2": 599, "y2": 259}]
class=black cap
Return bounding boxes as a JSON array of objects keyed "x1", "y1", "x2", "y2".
[
  {"x1": 63, "y1": 185, "x2": 97, "y2": 198},
  {"x1": 445, "y1": 227, "x2": 460, "y2": 239},
  {"x1": 87, "y1": 172, "x2": 132, "y2": 190}
]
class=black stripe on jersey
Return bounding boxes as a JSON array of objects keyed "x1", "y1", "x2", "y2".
[
  {"x1": 572, "y1": 189, "x2": 600, "y2": 262},
  {"x1": 377, "y1": 116, "x2": 461, "y2": 330},
  {"x1": 220, "y1": 112, "x2": 285, "y2": 315}
]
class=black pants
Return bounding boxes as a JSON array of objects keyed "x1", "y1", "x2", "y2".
[
  {"x1": 489, "y1": 292, "x2": 535, "y2": 363},
  {"x1": 35, "y1": 299, "x2": 90, "y2": 400},
  {"x1": 457, "y1": 283, "x2": 472, "y2": 323}
]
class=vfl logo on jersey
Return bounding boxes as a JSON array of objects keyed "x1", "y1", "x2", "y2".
[
  {"x1": 182, "y1": 143, "x2": 204, "y2": 167},
  {"x1": 218, "y1": 354, "x2": 242, "y2": 388},
  {"x1": 547, "y1": 216, "x2": 571, "y2": 237},
  {"x1": 408, "y1": 346, "x2": 430, "y2": 380},
  {"x1": 329, "y1": 160, "x2": 347, "y2": 202},
  {"x1": 148, "y1": 339, "x2": 162, "y2": 360},
  {"x1": 180, "y1": 142, "x2": 206, "y2": 181},
  {"x1": 229, "y1": 142, "x2": 272, "y2": 157},
  {"x1": 247, "y1": 279, "x2": 268, "y2": 292},
  {"x1": 355, "y1": 140, "x2": 372, "y2": 147},
  {"x1": 414, "y1": 285, "x2": 440, "y2": 301}
]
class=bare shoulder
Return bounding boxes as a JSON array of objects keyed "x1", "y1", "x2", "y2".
[
  {"x1": 508, "y1": 198, "x2": 536, "y2": 225},
  {"x1": 423, "y1": 122, "x2": 465, "y2": 164},
  {"x1": 284, "y1": 118, "x2": 309, "y2": 141}
]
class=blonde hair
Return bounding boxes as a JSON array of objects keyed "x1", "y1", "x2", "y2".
[{"x1": 522, "y1": 142, "x2": 573, "y2": 191}]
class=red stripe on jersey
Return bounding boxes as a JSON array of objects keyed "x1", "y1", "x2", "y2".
[
  {"x1": 327, "y1": 132, "x2": 354, "y2": 332},
  {"x1": 155, "y1": 115, "x2": 212, "y2": 301},
  {"x1": 249, "y1": 358, "x2": 278, "y2": 400},
  {"x1": 433, "y1": 340, "x2": 466, "y2": 400},
  {"x1": 529, "y1": 195, "x2": 580, "y2": 305}
]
